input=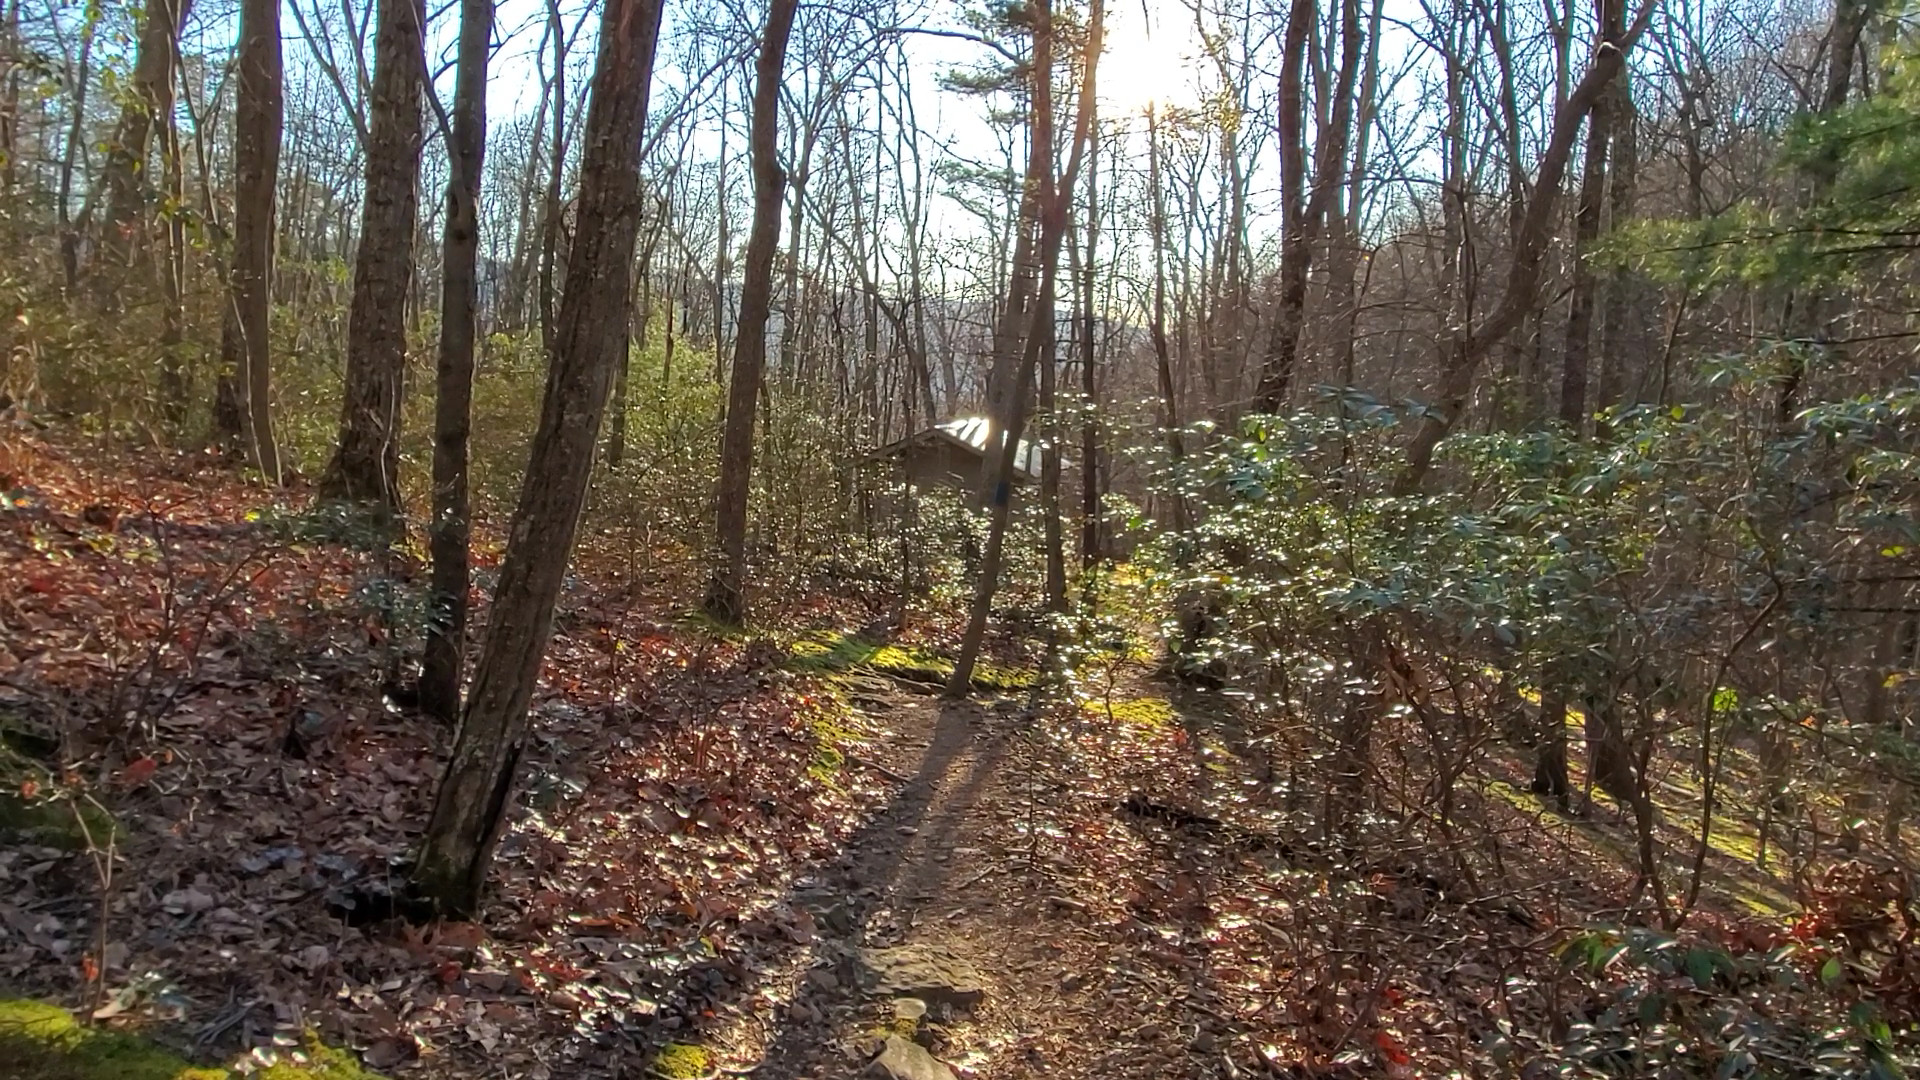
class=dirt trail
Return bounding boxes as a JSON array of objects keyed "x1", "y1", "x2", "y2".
[{"x1": 740, "y1": 685, "x2": 1230, "y2": 1080}]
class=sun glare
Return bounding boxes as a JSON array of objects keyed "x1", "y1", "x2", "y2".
[{"x1": 1098, "y1": 10, "x2": 1201, "y2": 115}]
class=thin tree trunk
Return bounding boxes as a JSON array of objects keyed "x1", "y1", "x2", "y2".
[
  {"x1": 537, "y1": 0, "x2": 565, "y2": 357},
  {"x1": 703, "y1": 0, "x2": 801, "y2": 625},
  {"x1": 321, "y1": 0, "x2": 427, "y2": 509},
  {"x1": 1079, "y1": 112, "x2": 1101, "y2": 568},
  {"x1": 418, "y1": 0, "x2": 494, "y2": 726},
  {"x1": 413, "y1": 0, "x2": 665, "y2": 918},
  {"x1": 213, "y1": 0, "x2": 284, "y2": 483},
  {"x1": 57, "y1": 13, "x2": 97, "y2": 296},
  {"x1": 950, "y1": 0, "x2": 1104, "y2": 693},
  {"x1": 1558, "y1": 0, "x2": 1617, "y2": 436}
]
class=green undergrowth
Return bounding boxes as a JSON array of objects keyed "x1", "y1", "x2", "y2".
[
  {"x1": 786, "y1": 631, "x2": 1034, "y2": 691},
  {"x1": 0, "y1": 1000, "x2": 389, "y2": 1079},
  {"x1": 1482, "y1": 780, "x2": 1797, "y2": 916},
  {"x1": 796, "y1": 684, "x2": 859, "y2": 783},
  {"x1": 0, "y1": 747, "x2": 118, "y2": 851}
]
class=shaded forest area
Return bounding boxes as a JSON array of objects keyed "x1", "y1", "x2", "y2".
[{"x1": 2, "y1": 0, "x2": 1920, "y2": 1074}]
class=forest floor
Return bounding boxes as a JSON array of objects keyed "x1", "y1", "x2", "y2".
[{"x1": 0, "y1": 427, "x2": 1814, "y2": 1080}]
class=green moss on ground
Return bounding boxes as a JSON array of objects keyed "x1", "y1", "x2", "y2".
[
  {"x1": 0, "y1": 1000, "x2": 390, "y2": 1080},
  {"x1": 786, "y1": 632, "x2": 1036, "y2": 691},
  {"x1": 1082, "y1": 696, "x2": 1175, "y2": 730},
  {"x1": 0, "y1": 999, "x2": 223, "y2": 1080},
  {"x1": 255, "y1": 1032, "x2": 390, "y2": 1080},
  {"x1": 651, "y1": 1041, "x2": 712, "y2": 1079}
]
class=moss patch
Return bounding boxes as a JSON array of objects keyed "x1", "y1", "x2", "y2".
[
  {"x1": 256, "y1": 1032, "x2": 391, "y2": 1080},
  {"x1": 1082, "y1": 696, "x2": 1175, "y2": 730},
  {"x1": 0, "y1": 999, "x2": 224, "y2": 1080},
  {"x1": 0, "y1": 1000, "x2": 392, "y2": 1080},
  {"x1": 651, "y1": 1041, "x2": 712, "y2": 1079},
  {"x1": 786, "y1": 632, "x2": 1036, "y2": 692}
]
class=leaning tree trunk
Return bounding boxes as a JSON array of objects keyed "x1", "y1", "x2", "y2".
[
  {"x1": 320, "y1": 0, "x2": 427, "y2": 509},
  {"x1": 1393, "y1": 0, "x2": 1653, "y2": 495},
  {"x1": 412, "y1": 0, "x2": 665, "y2": 919},
  {"x1": 703, "y1": 0, "x2": 802, "y2": 626},
  {"x1": 418, "y1": 0, "x2": 494, "y2": 725},
  {"x1": 212, "y1": 0, "x2": 283, "y2": 483},
  {"x1": 950, "y1": 0, "x2": 1104, "y2": 693}
]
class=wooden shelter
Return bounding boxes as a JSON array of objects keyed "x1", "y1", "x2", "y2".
[{"x1": 870, "y1": 417, "x2": 1042, "y2": 499}]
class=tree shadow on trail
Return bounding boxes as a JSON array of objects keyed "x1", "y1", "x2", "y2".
[{"x1": 736, "y1": 694, "x2": 1011, "y2": 1079}]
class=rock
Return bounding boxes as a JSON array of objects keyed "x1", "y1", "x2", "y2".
[
  {"x1": 867, "y1": 1036, "x2": 957, "y2": 1080},
  {"x1": 856, "y1": 944, "x2": 986, "y2": 1010}
]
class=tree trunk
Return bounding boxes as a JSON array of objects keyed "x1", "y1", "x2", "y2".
[
  {"x1": 213, "y1": 0, "x2": 284, "y2": 483},
  {"x1": 56, "y1": 14, "x2": 96, "y2": 297},
  {"x1": 703, "y1": 0, "x2": 801, "y2": 626},
  {"x1": 412, "y1": 0, "x2": 665, "y2": 919},
  {"x1": 1039, "y1": 276, "x2": 1065, "y2": 616},
  {"x1": 1079, "y1": 108, "x2": 1101, "y2": 567},
  {"x1": 1557, "y1": 7, "x2": 1615, "y2": 436},
  {"x1": 950, "y1": 0, "x2": 1104, "y2": 693},
  {"x1": 1595, "y1": 70, "x2": 1637, "y2": 427},
  {"x1": 96, "y1": 0, "x2": 193, "y2": 308},
  {"x1": 320, "y1": 0, "x2": 427, "y2": 509},
  {"x1": 419, "y1": 0, "x2": 494, "y2": 726},
  {"x1": 1254, "y1": 0, "x2": 1313, "y2": 413},
  {"x1": 1394, "y1": 0, "x2": 1653, "y2": 494}
]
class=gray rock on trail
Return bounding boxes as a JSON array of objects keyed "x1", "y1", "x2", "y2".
[
  {"x1": 866, "y1": 1036, "x2": 958, "y2": 1080},
  {"x1": 854, "y1": 944, "x2": 986, "y2": 1010}
]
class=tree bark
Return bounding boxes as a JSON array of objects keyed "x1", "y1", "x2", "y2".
[
  {"x1": 419, "y1": 0, "x2": 494, "y2": 726},
  {"x1": 1254, "y1": 0, "x2": 1314, "y2": 413},
  {"x1": 1558, "y1": 0, "x2": 1617, "y2": 435},
  {"x1": 412, "y1": 0, "x2": 665, "y2": 919},
  {"x1": 1079, "y1": 106, "x2": 1101, "y2": 567},
  {"x1": 96, "y1": 0, "x2": 193, "y2": 308},
  {"x1": 321, "y1": 0, "x2": 427, "y2": 509},
  {"x1": 703, "y1": 0, "x2": 801, "y2": 626},
  {"x1": 213, "y1": 0, "x2": 284, "y2": 483}
]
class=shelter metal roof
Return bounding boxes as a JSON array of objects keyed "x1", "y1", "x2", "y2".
[{"x1": 871, "y1": 416, "x2": 1044, "y2": 484}]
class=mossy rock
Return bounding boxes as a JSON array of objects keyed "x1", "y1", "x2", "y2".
[
  {"x1": 0, "y1": 1000, "x2": 390, "y2": 1080},
  {"x1": 651, "y1": 1041, "x2": 712, "y2": 1079}
]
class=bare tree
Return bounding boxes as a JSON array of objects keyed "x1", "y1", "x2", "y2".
[
  {"x1": 705, "y1": 0, "x2": 804, "y2": 626},
  {"x1": 211, "y1": 0, "x2": 285, "y2": 483},
  {"x1": 321, "y1": 0, "x2": 428, "y2": 508},
  {"x1": 419, "y1": 0, "x2": 496, "y2": 724},
  {"x1": 413, "y1": 0, "x2": 666, "y2": 918}
]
